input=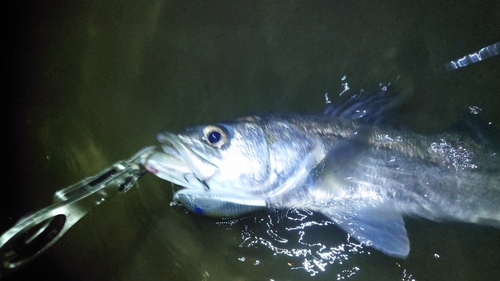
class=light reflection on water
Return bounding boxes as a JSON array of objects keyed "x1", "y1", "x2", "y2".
[{"x1": 217, "y1": 209, "x2": 415, "y2": 280}]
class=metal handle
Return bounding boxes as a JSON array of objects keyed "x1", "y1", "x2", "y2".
[{"x1": 0, "y1": 146, "x2": 157, "y2": 278}]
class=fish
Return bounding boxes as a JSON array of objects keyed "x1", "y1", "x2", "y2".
[{"x1": 142, "y1": 90, "x2": 500, "y2": 258}]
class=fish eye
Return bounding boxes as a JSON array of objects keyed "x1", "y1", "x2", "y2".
[
  {"x1": 208, "y1": 131, "x2": 221, "y2": 143},
  {"x1": 203, "y1": 125, "x2": 229, "y2": 148}
]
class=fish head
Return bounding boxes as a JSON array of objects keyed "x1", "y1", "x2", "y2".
[
  {"x1": 143, "y1": 115, "x2": 321, "y2": 196},
  {"x1": 144, "y1": 116, "x2": 271, "y2": 194}
]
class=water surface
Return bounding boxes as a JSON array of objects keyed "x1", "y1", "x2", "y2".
[{"x1": 5, "y1": 0, "x2": 500, "y2": 280}]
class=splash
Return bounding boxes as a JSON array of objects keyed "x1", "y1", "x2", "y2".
[
  {"x1": 428, "y1": 138, "x2": 477, "y2": 170},
  {"x1": 338, "y1": 75, "x2": 350, "y2": 96}
]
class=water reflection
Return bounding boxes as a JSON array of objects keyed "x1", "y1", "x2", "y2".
[
  {"x1": 215, "y1": 209, "x2": 416, "y2": 279},
  {"x1": 246, "y1": 213, "x2": 363, "y2": 276}
]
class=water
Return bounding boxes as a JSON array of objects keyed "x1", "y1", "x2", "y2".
[{"x1": 4, "y1": 0, "x2": 500, "y2": 280}]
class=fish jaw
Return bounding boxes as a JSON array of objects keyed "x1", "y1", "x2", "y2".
[
  {"x1": 141, "y1": 151, "x2": 202, "y2": 189},
  {"x1": 157, "y1": 132, "x2": 218, "y2": 181},
  {"x1": 141, "y1": 132, "x2": 218, "y2": 190}
]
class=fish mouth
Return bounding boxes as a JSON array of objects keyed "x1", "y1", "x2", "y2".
[{"x1": 142, "y1": 132, "x2": 217, "y2": 190}]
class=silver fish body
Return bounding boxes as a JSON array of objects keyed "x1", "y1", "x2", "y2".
[{"x1": 143, "y1": 112, "x2": 500, "y2": 258}]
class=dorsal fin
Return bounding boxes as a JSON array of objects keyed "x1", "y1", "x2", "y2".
[{"x1": 323, "y1": 89, "x2": 405, "y2": 126}]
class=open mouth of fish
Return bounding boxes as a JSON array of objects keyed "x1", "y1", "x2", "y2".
[{"x1": 141, "y1": 132, "x2": 217, "y2": 190}]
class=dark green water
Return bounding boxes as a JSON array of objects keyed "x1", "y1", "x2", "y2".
[{"x1": 4, "y1": 0, "x2": 500, "y2": 280}]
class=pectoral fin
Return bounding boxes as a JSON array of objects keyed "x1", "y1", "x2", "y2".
[
  {"x1": 312, "y1": 128, "x2": 370, "y2": 179},
  {"x1": 321, "y1": 208, "x2": 410, "y2": 258}
]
